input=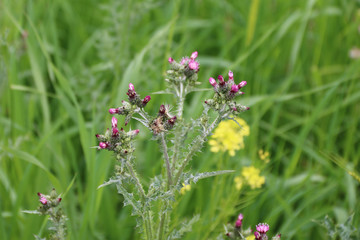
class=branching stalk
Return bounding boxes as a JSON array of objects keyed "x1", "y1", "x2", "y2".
[
  {"x1": 174, "y1": 114, "x2": 221, "y2": 184},
  {"x1": 160, "y1": 132, "x2": 173, "y2": 187}
]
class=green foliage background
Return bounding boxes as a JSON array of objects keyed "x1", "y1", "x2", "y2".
[{"x1": 1, "y1": 0, "x2": 359, "y2": 239}]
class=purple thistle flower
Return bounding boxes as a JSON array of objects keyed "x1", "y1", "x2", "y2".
[
  {"x1": 190, "y1": 51, "x2": 198, "y2": 59},
  {"x1": 230, "y1": 84, "x2": 239, "y2": 93},
  {"x1": 99, "y1": 142, "x2": 108, "y2": 149},
  {"x1": 112, "y1": 127, "x2": 119, "y2": 136},
  {"x1": 112, "y1": 117, "x2": 118, "y2": 128},
  {"x1": 109, "y1": 108, "x2": 118, "y2": 114},
  {"x1": 188, "y1": 59, "x2": 200, "y2": 71},
  {"x1": 209, "y1": 77, "x2": 217, "y2": 87},
  {"x1": 180, "y1": 57, "x2": 189, "y2": 65},
  {"x1": 228, "y1": 71, "x2": 234, "y2": 80},
  {"x1": 159, "y1": 104, "x2": 166, "y2": 115},
  {"x1": 238, "y1": 81, "x2": 247, "y2": 88},
  {"x1": 168, "y1": 116, "x2": 177, "y2": 125},
  {"x1": 143, "y1": 95, "x2": 151, "y2": 104},
  {"x1": 129, "y1": 83, "x2": 135, "y2": 91},
  {"x1": 256, "y1": 223, "x2": 269, "y2": 233},
  {"x1": 218, "y1": 75, "x2": 225, "y2": 85}
]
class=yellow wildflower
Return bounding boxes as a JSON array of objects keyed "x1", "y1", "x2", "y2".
[
  {"x1": 246, "y1": 235, "x2": 255, "y2": 240},
  {"x1": 209, "y1": 117, "x2": 250, "y2": 156},
  {"x1": 234, "y1": 176, "x2": 243, "y2": 190},
  {"x1": 180, "y1": 183, "x2": 191, "y2": 195},
  {"x1": 241, "y1": 166, "x2": 265, "y2": 189},
  {"x1": 258, "y1": 149, "x2": 270, "y2": 163}
]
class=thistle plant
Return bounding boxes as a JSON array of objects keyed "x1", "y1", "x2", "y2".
[
  {"x1": 95, "y1": 51, "x2": 250, "y2": 239},
  {"x1": 24, "y1": 189, "x2": 67, "y2": 240},
  {"x1": 222, "y1": 213, "x2": 281, "y2": 240}
]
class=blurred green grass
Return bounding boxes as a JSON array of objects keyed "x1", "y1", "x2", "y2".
[{"x1": 1, "y1": 0, "x2": 359, "y2": 239}]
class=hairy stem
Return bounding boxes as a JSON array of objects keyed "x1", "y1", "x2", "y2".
[
  {"x1": 171, "y1": 83, "x2": 186, "y2": 172},
  {"x1": 160, "y1": 132, "x2": 173, "y2": 187},
  {"x1": 125, "y1": 161, "x2": 146, "y2": 200},
  {"x1": 157, "y1": 206, "x2": 167, "y2": 240},
  {"x1": 174, "y1": 114, "x2": 221, "y2": 184}
]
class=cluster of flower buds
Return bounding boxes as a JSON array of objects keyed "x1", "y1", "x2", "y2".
[
  {"x1": 96, "y1": 116, "x2": 140, "y2": 159},
  {"x1": 166, "y1": 51, "x2": 200, "y2": 86},
  {"x1": 150, "y1": 104, "x2": 177, "y2": 134},
  {"x1": 37, "y1": 188, "x2": 62, "y2": 214},
  {"x1": 225, "y1": 214, "x2": 280, "y2": 240},
  {"x1": 109, "y1": 83, "x2": 151, "y2": 125},
  {"x1": 205, "y1": 71, "x2": 249, "y2": 115}
]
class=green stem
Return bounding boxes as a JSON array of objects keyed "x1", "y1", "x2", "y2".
[
  {"x1": 157, "y1": 207, "x2": 167, "y2": 240},
  {"x1": 160, "y1": 132, "x2": 173, "y2": 187},
  {"x1": 171, "y1": 83, "x2": 186, "y2": 172},
  {"x1": 125, "y1": 161, "x2": 146, "y2": 200}
]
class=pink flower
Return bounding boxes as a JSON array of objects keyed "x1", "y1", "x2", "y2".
[
  {"x1": 256, "y1": 223, "x2": 269, "y2": 233},
  {"x1": 109, "y1": 108, "x2": 118, "y2": 114},
  {"x1": 112, "y1": 127, "x2": 119, "y2": 136},
  {"x1": 230, "y1": 84, "x2": 239, "y2": 93},
  {"x1": 129, "y1": 83, "x2": 135, "y2": 91},
  {"x1": 99, "y1": 142, "x2": 107, "y2": 149},
  {"x1": 218, "y1": 75, "x2": 225, "y2": 85},
  {"x1": 143, "y1": 95, "x2": 151, "y2": 104},
  {"x1": 39, "y1": 196, "x2": 47, "y2": 205},
  {"x1": 238, "y1": 81, "x2": 247, "y2": 88},
  {"x1": 180, "y1": 57, "x2": 189, "y2": 65},
  {"x1": 209, "y1": 77, "x2": 217, "y2": 87},
  {"x1": 235, "y1": 219, "x2": 242, "y2": 228},
  {"x1": 168, "y1": 57, "x2": 174, "y2": 63},
  {"x1": 237, "y1": 213, "x2": 243, "y2": 220},
  {"x1": 190, "y1": 51, "x2": 198, "y2": 59},
  {"x1": 228, "y1": 71, "x2": 234, "y2": 80},
  {"x1": 112, "y1": 117, "x2": 118, "y2": 128},
  {"x1": 188, "y1": 59, "x2": 199, "y2": 71},
  {"x1": 254, "y1": 231, "x2": 261, "y2": 239}
]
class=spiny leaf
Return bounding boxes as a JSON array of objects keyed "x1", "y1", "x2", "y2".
[{"x1": 183, "y1": 170, "x2": 235, "y2": 184}]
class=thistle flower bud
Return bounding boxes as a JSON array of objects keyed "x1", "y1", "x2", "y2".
[
  {"x1": 112, "y1": 117, "x2": 118, "y2": 128},
  {"x1": 254, "y1": 231, "x2": 261, "y2": 239},
  {"x1": 39, "y1": 196, "x2": 48, "y2": 205},
  {"x1": 238, "y1": 81, "x2": 247, "y2": 88},
  {"x1": 109, "y1": 108, "x2": 118, "y2": 114},
  {"x1": 190, "y1": 51, "x2": 198, "y2": 59},
  {"x1": 158, "y1": 104, "x2": 166, "y2": 116},
  {"x1": 209, "y1": 77, "x2": 217, "y2": 87},
  {"x1": 228, "y1": 70, "x2": 234, "y2": 80},
  {"x1": 230, "y1": 84, "x2": 239, "y2": 93},
  {"x1": 168, "y1": 57, "x2": 174, "y2": 63},
  {"x1": 235, "y1": 219, "x2": 242, "y2": 228},
  {"x1": 99, "y1": 142, "x2": 108, "y2": 149},
  {"x1": 129, "y1": 83, "x2": 135, "y2": 91},
  {"x1": 58, "y1": 198, "x2": 62, "y2": 203},
  {"x1": 180, "y1": 57, "x2": 189, "y2": 65},
  {"x1": 188, "y1": 59, "x2": 199, "y2": 71},
  {"x1": 218, "y1": 75, "x2": 225, "y2": 85},
  {"x1": 112, "y1": 127, "x2": 119, "y2": 136},
  {"x1": 168, "y1": 116, "x2": 177, "y2": 125},
  {"x1": 142, "y1": 95, "x2": 151, "y2": 106},
  {"x1": 256, "y1": 223, "x2": 269, "y2": 233}
]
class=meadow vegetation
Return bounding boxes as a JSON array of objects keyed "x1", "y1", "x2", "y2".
[{"x1": 1, "y1": 0, "x2": 360, "y2": 239}]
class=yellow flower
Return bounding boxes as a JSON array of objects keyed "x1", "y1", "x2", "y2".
[
  {"x1": 246, "y1": 235, "x2": 255, "y2": 240},
  {"x1": 180, "y1": 183, "x2": 191, "y2": 195},
  {"x1": 234, "y1": 176, "x2": 243, "y2": 190},
  {"x1": 209, "y1": 117, "x2": 250, "y2": 156},
  {"x1": 258, "y1": 149, "x2": 270, "y2": 163},
  {"x1": 241, "y1": 166, "x2": 265, "y2": 189}
]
